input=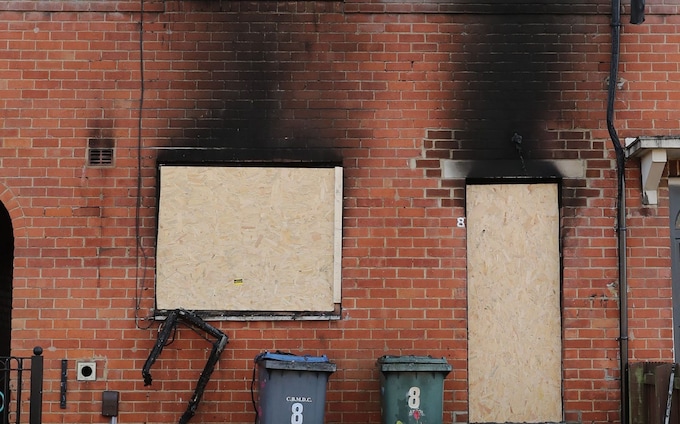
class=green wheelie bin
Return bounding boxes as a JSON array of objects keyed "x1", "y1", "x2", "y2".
[{"x1": 378, "y1": 355, "x2": 452, "y2": 424}]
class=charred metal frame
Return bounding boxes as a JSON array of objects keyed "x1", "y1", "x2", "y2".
[{"x1": 142, "y1": 309, "x2": 229, "y2": 424}]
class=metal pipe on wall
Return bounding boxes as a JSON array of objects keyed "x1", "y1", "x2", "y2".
[{"x1": 606, "y1": 0, "x2": 630, "y2": 423}]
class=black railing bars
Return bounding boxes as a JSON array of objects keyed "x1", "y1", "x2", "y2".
[{"x1": 0, "y1": 347, "x2": 43, "y2": 424}]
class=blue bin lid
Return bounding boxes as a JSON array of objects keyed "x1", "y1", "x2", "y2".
[
  {"x1": 256, "y1": 352, "x2": 337, "y2": 372},
  {"x1": 257, "y1": 352, "x2": 330, "y2": 363}
]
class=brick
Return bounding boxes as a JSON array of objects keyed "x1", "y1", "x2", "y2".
[{"x1": 0, "y1": 3, "x2": 678, "y2": 423}]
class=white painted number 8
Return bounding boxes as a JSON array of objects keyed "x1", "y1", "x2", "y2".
[
  {"x1": 291, "y1": 402, "x2": 304, "y2": 424},
  {"x1": 407, "y1": 386, "x2": 421, "y2": 409}
]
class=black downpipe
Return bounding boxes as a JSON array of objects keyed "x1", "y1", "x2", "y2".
[{"x1": 606, "y1": 1, "x2": 629, "y2": 424}]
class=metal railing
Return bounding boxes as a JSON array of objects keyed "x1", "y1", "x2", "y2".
[{"x1": 0, "y1": 347, "x2": 43, "y2": 424}]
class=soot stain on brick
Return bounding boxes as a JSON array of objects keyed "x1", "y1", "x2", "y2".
[
  {"x1": 164, "y1": 2, "x2": 341, "y2": 164},
  {"x1": 456, "y1": 16, "x2": 566, "y2": 172}
]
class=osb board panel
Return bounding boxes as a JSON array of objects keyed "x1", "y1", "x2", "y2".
[
  {"x1": 467, "y1": 183, "x2": 562, "y2": 423},
  {"x1": 156, "y1": 166, "x2": 342, "y2": 312}
]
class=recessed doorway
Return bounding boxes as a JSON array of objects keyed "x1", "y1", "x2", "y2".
[
  {"x1": 466, "y1": 183, "x2": 562, "y2": 423},
  {"x1": 0, "y1": 202, "x2": 12, "y2": 358}
]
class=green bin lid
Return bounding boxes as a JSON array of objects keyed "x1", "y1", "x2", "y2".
[{"x1": 378, "y1": 355, "x2": 452, "y2": 373}]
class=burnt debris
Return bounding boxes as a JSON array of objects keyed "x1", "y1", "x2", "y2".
[{"x1": 142, "y1": 309, "x2": 229, "y2": 424}]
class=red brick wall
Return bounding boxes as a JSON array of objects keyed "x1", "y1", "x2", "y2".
[{"x1": 1, "y1": 1, "x2": 679, "y2": 423}]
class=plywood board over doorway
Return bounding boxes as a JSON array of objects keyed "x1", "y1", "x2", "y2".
[{"x1": 467, "y1": 183, "x2": 562, "y2": 423}]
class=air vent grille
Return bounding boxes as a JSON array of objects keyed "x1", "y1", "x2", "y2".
[{"x1": 87, "y1": 139, "x2": 114, "y2": 167}]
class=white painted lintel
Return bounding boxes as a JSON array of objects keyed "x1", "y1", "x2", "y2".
[{"x1": 440, "y1": 159, "x2": 586, "y2": 180}]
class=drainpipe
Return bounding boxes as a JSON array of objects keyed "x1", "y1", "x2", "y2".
[{"x1": 606, "y1": 0, "x2": 629, "y2": 423}]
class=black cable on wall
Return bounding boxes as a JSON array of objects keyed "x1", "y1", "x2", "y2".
[{"x1": 135, "y1": 0, "x2": 152, "y2": 330}]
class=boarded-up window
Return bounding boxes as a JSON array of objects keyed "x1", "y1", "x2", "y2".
[
  {"x1": 155, "y1": 165, "x2": 343, "y2": 317},
  {"x1": 467, "y1": 183, "x2": 562, "y2": 423}
]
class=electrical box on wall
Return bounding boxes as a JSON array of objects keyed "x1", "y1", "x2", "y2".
[
  {"x1": 76, "y1": 361, "x2": 96, "y2": 381},
  {"x1": 102, "y1": 390, "x2": 119, "y2": 417}
]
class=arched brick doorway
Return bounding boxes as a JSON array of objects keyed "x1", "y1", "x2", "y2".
[{"x1": 0, "y1": 202, "x2": 12, "y2": 357}]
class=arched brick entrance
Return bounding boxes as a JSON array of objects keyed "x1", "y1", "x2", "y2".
[{"x1": 0, "y1": 202, "x2": 12, "y2": 358}]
